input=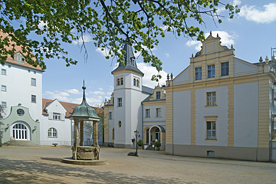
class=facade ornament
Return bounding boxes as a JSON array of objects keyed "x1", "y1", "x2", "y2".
[
  {"x1": 259, "y1": 56, "x2": 263, "y2": 63},
  {"x1": 265, "y1": 55, "x2": 269, "y2": 64},
  {"x1": 170, "y1": 73, "x2": 173, "y2": 80},
  {"x1": 210, "y1": 31, "x2": 212, "y2": 36},
  {"x1": 167, "y1": 74, "x2": 170, "y2": 81}
]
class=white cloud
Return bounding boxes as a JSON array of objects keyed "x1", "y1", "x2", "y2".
[
  {"x1": 165, "y1": 53, "x2": 170, "y2": 58},
  {"x1": 90, "y1": 91, "x2": 105, "y2": 95},
  {"x1": 239, "y1": 3, "x2": 276, "y2": 24},
  {"x1": 185, "y1": 31, "x2": 236, "y2": 51},
  {"x1": 137, "y1": 62, "x2": 167, "y2": 88},
  {"x1": 45, "y1": 91, "x2": 70, "y2": 102},
  {"x1": 66, "y1": 89, "x2": 80, "y2": 94},
  {"x1": 99, "y1": 88, "x2": 103, "y2": 91},
  {"x1": 73, "y1": 34, "x2": 92, "y2": 44},
  {"x1": 38, "y1": 21, "x2": 48, "y2": 30},
  {"x1": 86, "y1": 96, "x2": 103, "y2": 104},
  {"x1": 106, "y1": 92, "x2": 112, "y2": 96}
]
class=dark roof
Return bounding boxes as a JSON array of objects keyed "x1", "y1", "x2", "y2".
[
  {"x1": 142, "y1": 98, "x2": 166, "y2": 103},
  {"x1": 142, "y1": 85, "x2": 154, "y2": 94},
  {"x1": 112, "y1": 44, "x2": 144, "y2": 76}
]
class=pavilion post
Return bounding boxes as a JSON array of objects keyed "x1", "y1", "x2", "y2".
[
  {"x1": 80, "y1": 120, "x2": 84, "y2": 146},
  {"x1": 93, "y1": 121, "x2": 98, "y2": 147},
  {"x1": 74, "y1": 119, "x2": 79, "y2": 147}
]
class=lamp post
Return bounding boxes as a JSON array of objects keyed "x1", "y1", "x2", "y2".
[{"x1": 134, "y1": 130, "x2": 139, "y2": 156}]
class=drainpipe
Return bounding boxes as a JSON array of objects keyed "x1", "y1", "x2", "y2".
[{"x1": 141, "y1": 102, "x2": 143, "y2": 146}]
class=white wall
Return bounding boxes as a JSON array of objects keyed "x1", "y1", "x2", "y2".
[
  {"x1": 234, "y1": 82, "x2": 258, "y2": 147},
  {"x1": 195, "y1": 86, "x2": 229, "y2": 146},
  {"x1": 0, "y1": 63, "x2": 42, "y2": 121},
  {"x1": 233, "y1": 58, "x2": 258, "y2": 76},
  {"x1": 173, "y1": 90, "x2": 191, "y2": 145}
]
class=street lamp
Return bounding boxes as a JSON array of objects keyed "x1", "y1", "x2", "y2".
[{"x1": 134, "y1": 130, "x2": 139, "y2": 156}]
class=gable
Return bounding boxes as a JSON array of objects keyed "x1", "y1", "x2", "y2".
[
  {"x1": 173, "y1": 66, "x2": 190, "y2": 85},
  {"x1": 234, "y1": 58, "x2": 258, "y2": 75}
]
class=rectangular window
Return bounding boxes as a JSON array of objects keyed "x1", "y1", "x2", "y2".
[
  {"x1": 195, "y1": 67, "x2": 202, "y2": 80},
  {"x1": 118, "y1": 98, "x2": 122, "y2": 107},
  {"x1": 207, "y1": 65, "x2": 215, "y2": 78},
  {"x1": 1, "y1": 101, "x2": 7, "y2": 108},
  {"x1": 31, "y1": 78, "x2": 36, "y2": 86},
  {"x1": 206, "y1": 92, "x2": 216, "y2": 106},
  {"x1": 221, "y1": 62, "x2": 229, "y2": 76},
  {"x1": 206, "y1": 121, "x2": 216, "y2": 140},
  {"x1": 1, "y1": 69, "x2": 6, "y2": 75},
  {"x1": 145, "y1": 109, "x2": 150, "y2": 118},
  {"x1": 1, "y1": 85, "x2": 6, "y2": 92},
  {"x1": 156, "y1": 108, "x2": 161, "y2": 117},
  {"x1": 109, "y1": 112, "x2": 112, "y2": 119},
  {"x1": 53, "y1": 113, "x2": 61, "y2": 120},
  {"x1": 156, "y1": 91, "x2": 161, "y2": 99},
  {"x1": 31, "y1": 95, "x2": 36, "y2": 103}
]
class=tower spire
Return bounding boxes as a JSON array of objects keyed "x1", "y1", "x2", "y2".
[{"x1": 82, "y1": 80, "x2": 86, "y2": 100}]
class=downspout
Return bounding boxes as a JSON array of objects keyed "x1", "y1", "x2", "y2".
[{"x1": 141, "y1": 102, "x2": 143, "y2": 146}]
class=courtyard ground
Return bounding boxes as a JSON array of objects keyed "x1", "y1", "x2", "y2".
[{"x1": 0, "y1": 146, "x2": 276, "y2": 184}]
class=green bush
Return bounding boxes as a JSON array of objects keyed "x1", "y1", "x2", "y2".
[
  {"x1": 154, "y1": 141, "x2": 161, "y2": 148},
  {"x1": 131, "y1": 138, "x2": 135, "y2": 143},
  {"x1": 137, "y1": 139, "x2": 143, "y2": 146}
]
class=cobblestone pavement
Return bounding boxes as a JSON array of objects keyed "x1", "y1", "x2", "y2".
[{"x1": 0, "y1": 146, "x2": 276, "y2": 184}]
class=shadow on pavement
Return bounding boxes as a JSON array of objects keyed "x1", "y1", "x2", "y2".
[{"x1": 0, "y1": 158, "x2": 199, "y2": 184}]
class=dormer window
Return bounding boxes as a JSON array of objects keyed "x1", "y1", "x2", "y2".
[
  {"x1": 14, "y1": 52, "x2": 25, "y2": 63},
  {"x1": 221, "y1": 62, "x2": 229, "y2": 76},
  {"x1": 156, "y1": 91, "x2": 161, "y2": 99},
  {"x1": 195, "y1": 67, "x2": 202, "y2": 80}
]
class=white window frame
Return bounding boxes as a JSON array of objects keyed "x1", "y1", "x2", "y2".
[
  {"x1": 206, "y1": 121, "x2": 216, "y2": 140},
  {"x1": 1, "y1": 85, "x2": 6, "y2": 92},
  {"x1": 207, "y1": 65, "x2": 215, "y2": 78},
  {"x1": 195, "y1": 67, "x2": 202, "y2": 80},
  {"x1": 31, "y1": 78, "x2": 36, "y2": 86},
  {"x1": 145, "y1": 109, "x2": 150, "y2": 118},
  {"x1": 1, "y1": 69, "x2": 6, "y2": 75},
  {"x1": 206, "y1": 92, "x2": 216, "y2": 106},
  {"x1": 156, "y1": 91, "x2": 161, "y2": 99},
  {"x1": 31, "y1": 95, "x2": 36, "y2": 103},
  {"x1": 53, "y1": 113, "x2": 61, "y2": 120},
  {"x1": 1, "y1": 101, "x2": 7, "y2": 108},
  {"x1": 118, "y1": 98, "x2": 122, "y2": 107},
  {"x1": 221, "y1": 62, "x2": 229, "y2": 76},
  {"x1": 156, "y1": 108, "x2": 161, "y2": 117},
  {"x1": 48, "y1": 127, "x2": 57, "y2": 138}
]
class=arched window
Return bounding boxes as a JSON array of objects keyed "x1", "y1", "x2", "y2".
[
  {"x1": 136, "y1": 79, "x2": 139, "y2": 87},
  {"x1": 117, "y1": 78, "x2": 120, "y2": 86},
  {"x1": 118, "y1": 121, "x2": 122, "y2": 128},
  {"x1": 133, "y1": 79, "x2": 136, "y2": 86},
  {"x1": 48, "y1": 127, "x2": 57, "y2": 138},
  {"x1": 121, "y1": 77, "x2": 123, "y2": 85},
  {"x1": 12, "y1": 123, "x2": 29, "y2": 140}
]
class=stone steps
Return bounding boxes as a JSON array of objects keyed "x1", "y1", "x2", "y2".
[{"x1": 3, "y1": 140, "x2": 39, "y2": 147}]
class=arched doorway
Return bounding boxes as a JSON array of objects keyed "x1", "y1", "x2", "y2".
[{"x1": 10, "y1": 122, "x2": 30, "y2": 140}]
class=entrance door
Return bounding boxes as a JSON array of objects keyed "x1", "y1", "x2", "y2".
[
  {"x1": 155, "y1": 128, "x2": 160, "y2": 141},
  {"x1": 12, "y1": 123, "x2": 29, "y2": 140}
]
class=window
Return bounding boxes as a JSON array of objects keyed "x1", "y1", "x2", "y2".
[
  {"x1": 156, "y1": 91, "x2": 161, "y2": 99},
  {"x1": 48, "y1": 128, "x2": 57, "y2": 138},
  {"x1": 112, "y1": 128, "x2": 115, "y2": 140},
  {"x1": 195, "y1": 67, "x2": 202, "y2": 80},
  {"x1": 1, "y1": 69, "x2": 6, "y2": 75},
  {"x1": 221, "y1": 62, "x2": 229, "y2": 76},
  {"x1": 136, "y1": 79, "x2": 139, "y2": 87},
  {"x1": 120, "y1": 77, "x2": 123, "y2": 85},
  {"x1": 31, "y1": 78, "x2": 36, "y2": 86},
  {"x1": 207, "y1": 65, "x2": 215, "y2": 78},
  {"x1": 156, "y1": 108, "x2": 161, "y2": 117},
  {"x1": 1, "y1": 85, "x2": 6, "y2": 92},
  {"x1": 118, "y1": 121, "x2": 122, "y2": 128},
  {"x1": 206, "y1": 121, "x2": 216, "y2": 140},
  {"x1": 145, "y1": 109, "x2": 150, "y2": 118},
  {"x1": 118, "y1": 98, "x2": 122, "y2": 107},
  {"x1": 133, "y1": 79, "x2": 136, "y2": 86},
  {"x1": 109, "y1": 112, "x2": 112, "y2": 119},
  {"x1": 206, "y1": 92, "x2": 216, "y2": 106},
  {"x1": 53, "y1": 113, "x2": 61, "y2": 120},
  {"x1": 8, "y1": 65, "x2": 11, "y2": 68},
  {"x1": 1, "y1": 101, "x2": 7, "y2": 108},
  {"x1": 31, "y1": 95, "x2": 36, "y2": 103},
  {"x1": 117, "y1": 78, "x2": 120, "y2": 86}
]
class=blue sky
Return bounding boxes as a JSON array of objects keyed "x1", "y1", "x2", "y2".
[{"x1": 42, "y1": 0, "x2": 276, "y2": 106}]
